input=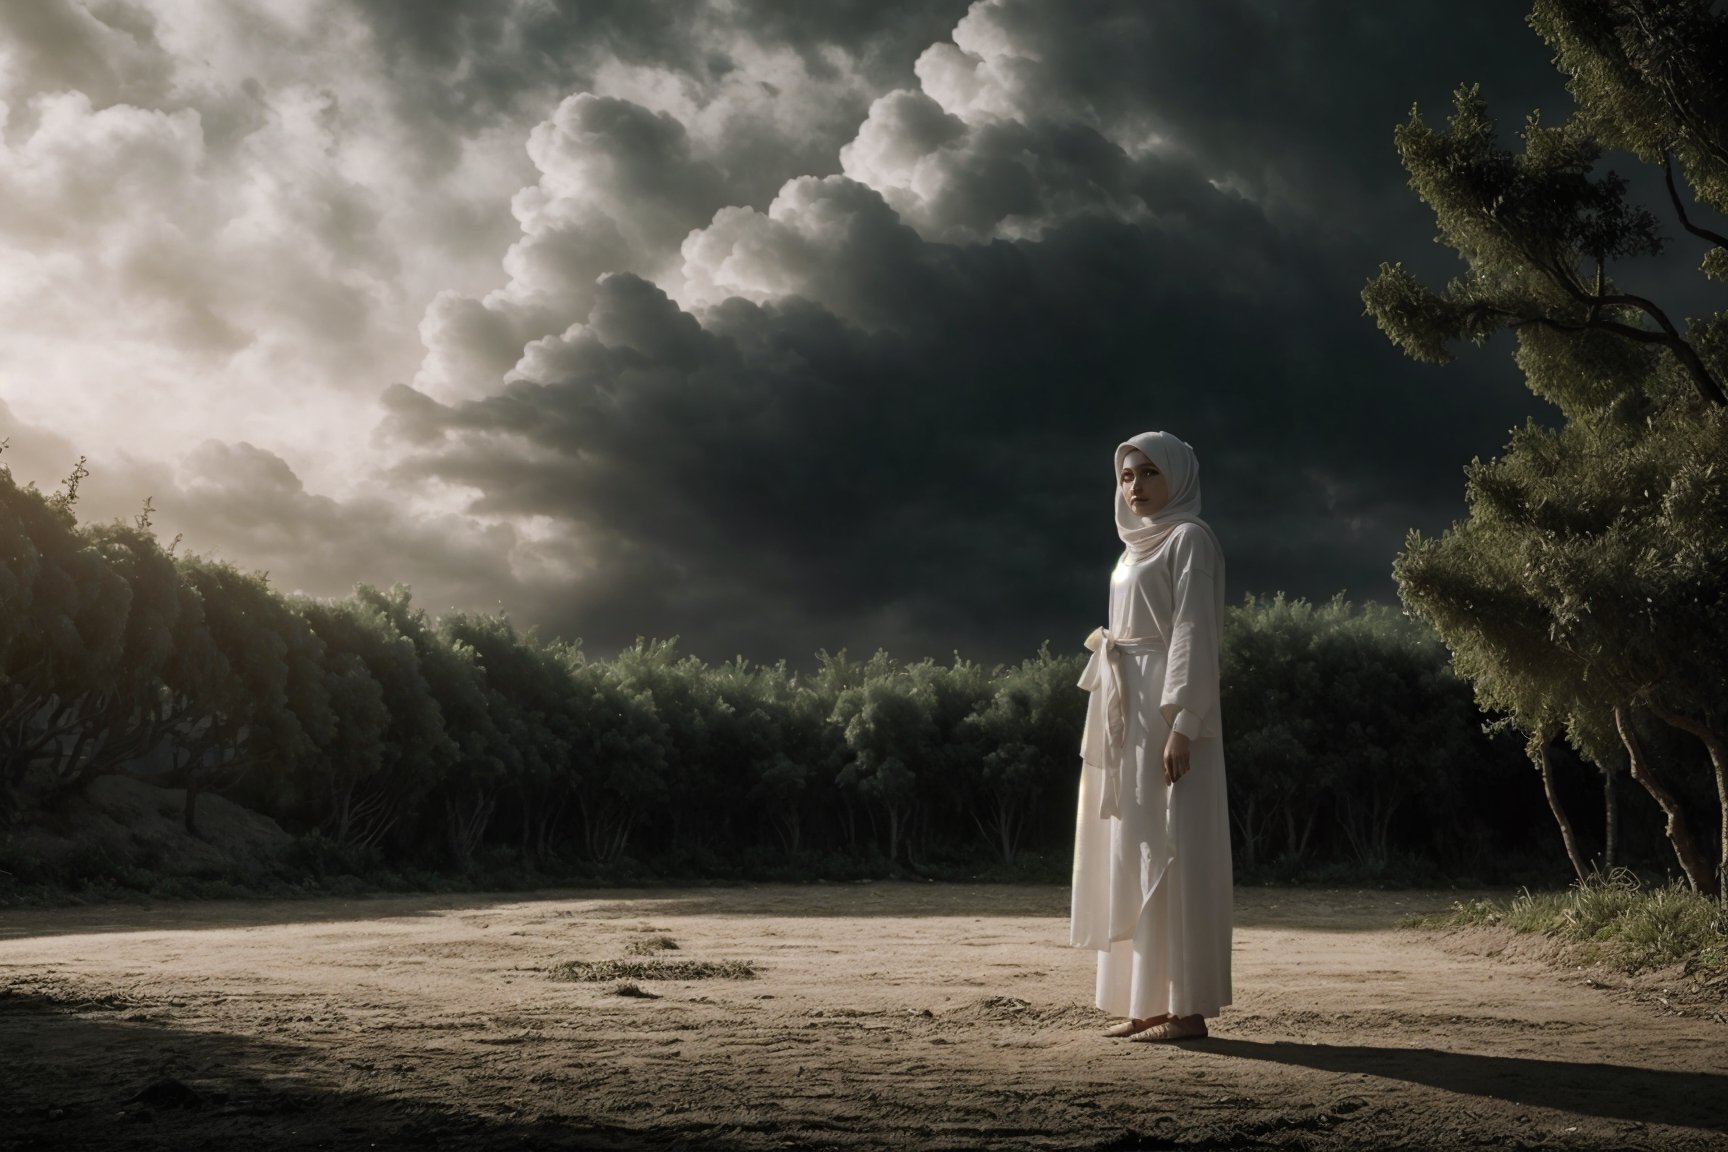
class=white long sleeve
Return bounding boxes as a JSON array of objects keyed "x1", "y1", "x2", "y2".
[{"x1": 1157, "y1": 523, "x2": 1222, "y2": 737}]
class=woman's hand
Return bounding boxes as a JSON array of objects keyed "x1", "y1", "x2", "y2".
[{"x1": 1162, "y1": 728, "x2": 1191, "y2": 786}]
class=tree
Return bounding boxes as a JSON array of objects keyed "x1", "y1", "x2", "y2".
[
  {"x1": 0, "y1": 463, "x2": 130, "y2": 807},
  {"x1": 1531, "y1": 0, "x2": 1728, "y2": 224},
  {"x1": 832, "y1": 654, "x2": 934, "y2": 866},
  {"x1": 567, "y1": 652, "x2": 668, "y2": 865},
  {"x1": 607, "y1": 638, "x2": 730, "y2": 859},
  {"x1": 1219, "y1": 595, "x2": 1476, "y2": 873},
  {"x1": 1221, "y1": 595, "x2": 1334, "y2": 869},
  {"x1": 168, "y1": 557, "x2": 325, "y2": 836},
  {"x1": 1365, "y1": 2, "x2": 1728, "y2": 899},
  {"x1": 296, "y1": 593, "x2": 451, "y2": 849},
  {"x1": 1312, "y1": 602, "x2": 1474, "y2": 872},
  {"x1": 1363, "y1": 85, "x2": 1718, "y2": 407},
  {"x1": 715, "y1": 658, "x2": 834, "y2": 860},
  {"x1": 440, "y1": 612, "x2": 572, "y2": 866},
  {"x1": 36, "y1": 521, "x2": 204, "y2": 799},
  {"x1": 955, "y1": 646, "x2": 1084, "y2": 867}
]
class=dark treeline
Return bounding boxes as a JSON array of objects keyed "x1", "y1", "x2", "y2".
[{"x1": 0, "y1": 453, "x2": 1680, "y2": 895}]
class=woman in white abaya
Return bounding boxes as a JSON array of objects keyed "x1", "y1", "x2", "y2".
[{"x1": 1070, "y1": 430, "x2": 1232, "y2": 1043}]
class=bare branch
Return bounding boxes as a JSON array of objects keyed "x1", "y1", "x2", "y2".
[
  {"x1": 1546, "y1": 264, "x2": 1728, "y2": 407},
  {"x1": 1663, "y1": 153, "x2": 1728, "y2": 249}
]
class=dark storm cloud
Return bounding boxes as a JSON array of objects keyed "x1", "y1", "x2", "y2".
[
  {"x1": 347, "y1": 0, "x2": 975, "y2": 200},
  {"x1": 928, "y1": 2, "x2": 1569, "y2": 221},
  {"x1": 373, "y1": 0, "x2": 1579, "y2": 664},
  {"x1": 351, "y1": 0, "x2": 974, "y2": 114},
  {"x1": 0, "y1": 0, "x2": 992, "y2": 581},
  {"x1": 1, "y1": 0, "x2": 1607, "y2": 665}
]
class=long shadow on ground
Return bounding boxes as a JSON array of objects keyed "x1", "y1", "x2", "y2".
[
  {"x1": 0, "y1": 983, "x2": 754, "y2": 1151},
  {"x1": 1204, "y1": 1038, "x2": 1728, "y2": 1132}
]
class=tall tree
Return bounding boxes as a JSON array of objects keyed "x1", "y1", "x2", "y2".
[
  {"x1": 832, "y1": 654, "x2": 933, "y2": 866},
  {"x1": 170, "y1": 558, "x2": 327, "y2": 836},
  {"x1": 0, "y1": 463, "x2": 131, "y2": 807},
  {"x1": 1366, "y1": 3, "x2": 1728, "y2": 899}
]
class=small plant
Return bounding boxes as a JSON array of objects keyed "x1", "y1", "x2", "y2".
[
  {"x1": 613, "y1": 982, "x2": 659, "y2": 998},
  {"x1": 1414, "y1": 870, "x2": 1728, "y2": 979},
  {"x1": 625, "y1": 935, "x2": 680, "y2": 956}
]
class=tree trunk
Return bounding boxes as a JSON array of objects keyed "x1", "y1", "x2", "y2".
[
  {"x1": 580, "y1": 796, "x2": 631, "y2": 864},
  {"x1": 445, "y1": 790, "x2": 495, "y2": 869},
  {"x1": 444, "y1": 796, "x2": 469, "y2": 868},
  {"x1": 1238, "y1": 793, "x2": 1258, "y2": 872},
  {"x1": 1534, "y1": 742, "x2": 1588, "y2": 884},
  {"x1": 772, "y1": 806, "x2": 802, "y2": 859},
  {"x1": 997, "y1": 795, "x2": 1018, "y2": 867},
  {"x1": 1603, "y1": 769, "x2": 1618, "y2": 872},
  {"x1": 183, "y1": 782, "x2": 201, "y2": 839},
  {"x1": 1285, "y1": 801, "x2": 1320, "y2": 863},
  {"x1": 1337, "y1": 779, "x2": 1399, "y2": 870},
  {"x1": 344, "y1": 787, "x2": 401, "y2": 851},
  {"x1": 546, "y1": 793, "x2": 569, "y2": 859},
  {"x1": 518, "y1": 787, "x2": 535, "y2": 864},
  {"x1": 1644, "y1": 701, "x2": 1728, "y2": 904},
  {"x1": 1615, "y1": 707, "x2": 1717, "y2": 897},
  {"x1": 1374, "y1": 801, "x2": 1398, "y2": 868},
  {"x1": 1283, "y1": 802, "x2": 1302, "y2": 862},
  {"x1": 518, "y1": 785, "x2": 564, "y2": 866},
  {"x1": 334, "y1": 784, "x2": 354, "y2": 845}
]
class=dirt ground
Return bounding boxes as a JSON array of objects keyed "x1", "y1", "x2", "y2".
[{"x1": 1, "y1": 883, "x2": 1723, "y2": 1151}]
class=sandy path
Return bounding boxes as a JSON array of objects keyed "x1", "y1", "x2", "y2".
[{"x1": 0, "y1": 884, "x2": 1723, "y2": 1151}]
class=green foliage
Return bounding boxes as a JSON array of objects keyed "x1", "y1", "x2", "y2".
[
  {"x1": 1529, "y1": 0, "x2": 1728, "y2": 215},
  {"x1": 1418, "y1": 868, "x2": 1728, "y2": 978},
  {"x1": 0, "y1": 451, "x2": 1548, "y2": 890},
  {"x1": 1363, "y1": 87, "x2": 1675, "y2": 402},
  {"x1": 1370, "y1": 0, "x2": 1728, "y2": 903},
  {"x1": 567, "y1": 648, "x2": 670, "y2": 864},
  {"x1": 0, "y1": 458, "x2": 1592, "y2": 892},
  {"x1": 1222, "y1": 595, "x2": 1483, "y2": 874},
  {"x1": 832, "y1": 655, "x2": 936, "y2": 865},
  {"x1": 955, "y1": 645, "x2": 1086, "y2": 866}
]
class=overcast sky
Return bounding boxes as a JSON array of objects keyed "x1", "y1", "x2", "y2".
[{"x1": 0, "y1": 0, "x2": 1593, "y2": 664}]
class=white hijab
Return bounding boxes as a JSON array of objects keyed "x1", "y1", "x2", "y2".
[{"x1": 1113, "y1": 430, "x2": 1219, "y2": 562}]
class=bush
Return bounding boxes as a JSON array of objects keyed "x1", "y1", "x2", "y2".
[
  {"x1": 279, "y1": 830, "x2": 380, "y2": 882},
  {"x1": 1415, "y1": 868, "x2": 1728, "y2": 978}
]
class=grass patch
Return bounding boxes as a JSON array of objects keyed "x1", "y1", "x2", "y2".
[
  {"x1": 625, "y1": 935, "x2": 680, "y2": 955},
  {"x1": 1408, "y1": 868, "x2": 1728, "y2": 979},
  {"x1": 550, "y1": 958, "x2": 756, "y2": 982}
]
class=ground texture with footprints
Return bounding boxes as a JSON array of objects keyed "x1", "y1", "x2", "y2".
[{"x1": 0, "y1": 883, "x2": 1723, "y2": 1150}]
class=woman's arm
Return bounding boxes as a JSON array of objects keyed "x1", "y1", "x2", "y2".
[{"x1": 1159, "y1": 525, "x2": 1220, "y2": 782}]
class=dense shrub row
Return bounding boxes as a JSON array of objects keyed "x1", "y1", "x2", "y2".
[{"x1": 0, "y1": 457, "x2": 1633, "y2": 890}]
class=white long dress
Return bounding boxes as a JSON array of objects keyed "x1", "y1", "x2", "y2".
[{"x1": 1070, "y1": 521, "x2": 1233, "y2": 1020}]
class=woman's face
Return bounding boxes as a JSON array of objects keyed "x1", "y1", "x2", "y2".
[{"x1": 1120, "y1": 448, "x2": 1168, "y2": 517}]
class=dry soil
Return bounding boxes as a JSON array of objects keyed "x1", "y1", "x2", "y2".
[{"x1": 1, "y1": 883, "x2": 1723, "y2": 1150}]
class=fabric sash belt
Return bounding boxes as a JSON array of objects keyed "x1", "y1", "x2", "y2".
[{"x1": 1078, "y1": 626, "x2": 1166, "y2": 820}]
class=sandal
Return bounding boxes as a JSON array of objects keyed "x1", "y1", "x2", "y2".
[
  {"x1": 1103, "y1": 1014, "x2": 1169, "y2": 1038},
  {"x1": 1127, "y1": 1019, "x2": 1208, "y2": 1043}
]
